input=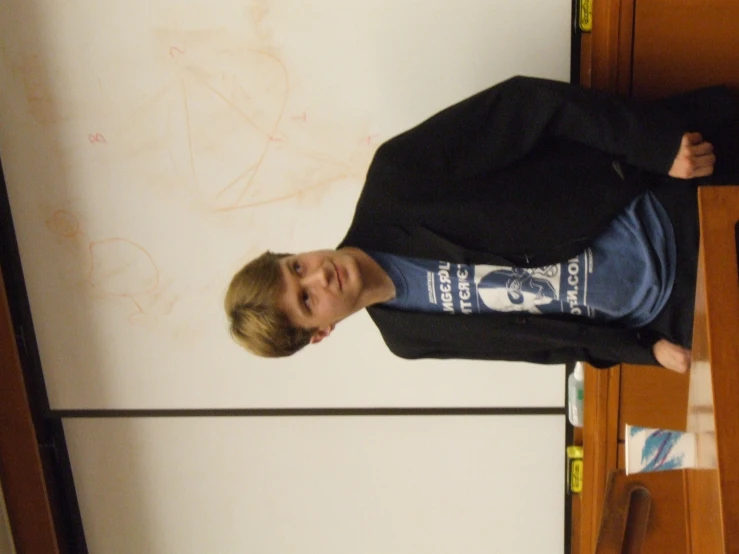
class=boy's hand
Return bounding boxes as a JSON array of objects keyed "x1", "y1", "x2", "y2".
[
  {"x1": 668, "y1": 132, "x2": 715, "y2": 179},
  {"x1": 652, "y1": 338, "x2": 691, "y2": 373}
]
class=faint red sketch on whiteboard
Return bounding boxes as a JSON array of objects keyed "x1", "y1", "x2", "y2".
[
  {"x1": 10, "y1": 54, "x2": 58, "y2": 125},
  {"x1": 88, "y1": 133, "x2": 107, "y2": 144},
  {"x1": 45, "y1": 209, "x2": 176, "y2": 327},
  {"x1": 111, "y1": 34, "x2": 374, "y2": 213},
  {"x1": 5, "y1": 29, "x2": 376, "y2": 213}
]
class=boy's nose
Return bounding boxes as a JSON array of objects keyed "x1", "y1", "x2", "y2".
[{"x1": 302, "y1": 265, "x2": 329, "y2": 287}]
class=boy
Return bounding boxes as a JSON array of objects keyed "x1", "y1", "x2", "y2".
[{"x1": 225, "y1": 76, "x2": 737, "y2": 371}]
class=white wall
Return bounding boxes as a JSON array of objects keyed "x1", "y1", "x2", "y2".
[{"x1": 0, "y1": 0, "x2": 572, "y2": 552}]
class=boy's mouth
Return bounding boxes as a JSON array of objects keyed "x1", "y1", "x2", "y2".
[{"x1": 333, "y1": 262, "x2": 343, "y2": 290}]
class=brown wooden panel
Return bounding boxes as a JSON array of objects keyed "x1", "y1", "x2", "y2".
[
  {"x1": 585, "y1": 0, "x2": 636, "y2": 95},
  {"x1": 0, "y1": 269, "x2": 60, "y2": 554},
  {"x1": 632, "y1": 0, "x2": 739, "y2": 98},
  {"x1": 618, "y1": 363, "x2": 690, "y2": 440},
  {"x1": 573, "y1": 426, "x2": 584, "y2": 447},
  {"x1": 615, "y1": 0, "x2": 635, "y2": 96},
  {"x1": 580, "y1": 364, "x2": 621, "y2": 554},
  {"x1": 637, "y1": 471, "x2": 690, "y2": 554},
  {"x1": 580, "y1": 32, "x2": 593, "y2": 88},
  {"x1": 571, "y1": 493, "x2": 582, "y2": 554},
  {"x1": 685, "y1": 233, "x2": 723, "y2": 553},
  {"x1": 686, "y1": 469, "x2": 722, "y2": 553},
  {"x1": 590, "y1": 0, "x2": 622, "y2": 93},
  {"x1": 595, "y1": 471, "x2": 690, "y2": 553},
  {"x1": 692, "y1": 186, "x2": 739, "y2": 552}
]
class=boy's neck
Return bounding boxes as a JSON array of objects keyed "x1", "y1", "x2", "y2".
[{"x1": 342, "y1": 247, "x2": 396, "y2": 308}]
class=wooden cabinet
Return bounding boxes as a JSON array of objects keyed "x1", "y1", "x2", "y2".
[
  {"x1": 631, "y1": 0, "x2": 739, "y2": 99},
  {"x1": 618, "y1": 364, "x2": 690, "y2": 441},
  {"x1": 575, "y1": 0, "x2": 739, "y2": 551},
  {"x1": 577, "y1": 363, "x2": 691, "y2": 554},
  {"x1": 585, "y1": 0, "x2": 739, "y2": 98}
]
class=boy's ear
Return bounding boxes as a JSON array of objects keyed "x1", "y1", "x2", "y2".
[{"x1": 310, "y1": 324, "x2": 336, "y2": 344}]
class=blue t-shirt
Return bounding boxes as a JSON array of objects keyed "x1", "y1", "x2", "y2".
[{"x1": 368, "y1": 191, "x2": 676, "y2": 328}]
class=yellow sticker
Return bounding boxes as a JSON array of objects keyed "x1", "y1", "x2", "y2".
[
  {"x1": 571, "y1": 459, "x2": 584, "y2": 493},
  {"x1": 579, "y1": 0, "x2": 593, "y2": 32},
  {"x1": 567, "y1": 445, "x2": 583, "y2": 459}
]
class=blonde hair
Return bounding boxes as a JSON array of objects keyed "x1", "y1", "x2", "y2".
[{"x1": 224, "y1": 251, "x2": 315, "y2": 357}]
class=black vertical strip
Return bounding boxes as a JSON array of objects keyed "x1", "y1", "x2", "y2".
[
  {"x1": 563, "y1": 361, "x2": 575, "y2": 553},
  {"x1": 39, "y1": 420, "x2": 89, "y2": 554},
  {"x1": 565, "y1": 2, "x2": 597, "y2": 532},
  {"x1": 570, "y1": 0, "x2": 582, "y2": 84},
  {"x1": 627, "y1": 0, "x2": 637, "y2": 97}
]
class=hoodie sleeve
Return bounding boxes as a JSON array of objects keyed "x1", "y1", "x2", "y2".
[
  {"x1": 368, "y1": 307, "x2": 662, "y2": 369},
  {"x1": 376, "y1": 75, "x2": 685, "y2": 180}
]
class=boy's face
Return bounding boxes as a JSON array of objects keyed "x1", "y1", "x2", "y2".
[{"x1": 276, "y1": 249, "x2": 366, "y2": 343}]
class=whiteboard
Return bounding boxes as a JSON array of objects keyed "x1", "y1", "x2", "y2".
[
  {"x1": 0, "y1": 0, "x2": 572, "y2": 409},
  {"x1": 64, "y1": 415, "x2": 566, "y2": 554}
]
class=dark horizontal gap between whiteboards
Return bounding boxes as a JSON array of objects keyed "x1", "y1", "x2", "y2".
[{"x1": 49, "y1": 406, "x2": 566, "y2": 418}]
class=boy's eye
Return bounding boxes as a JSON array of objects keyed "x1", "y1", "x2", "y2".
[
  {"x1": 302, "y1": 291, "x2": 311, "y2": 308},
  {"x1": 293, "y1": 261, "x2": 302, "y2": 275}
]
